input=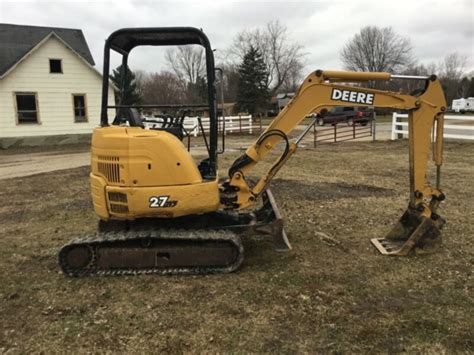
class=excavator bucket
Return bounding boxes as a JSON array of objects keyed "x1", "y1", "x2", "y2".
[{"x1": 371, "y1": 207, "x2": 445, "y2": 256}]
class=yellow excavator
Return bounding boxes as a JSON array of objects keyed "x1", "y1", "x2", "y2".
[{"x1": 59, "y1": 27, "x2": 447, "y2": 276}]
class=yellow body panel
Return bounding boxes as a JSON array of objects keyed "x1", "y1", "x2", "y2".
[
  {"x1": 91, "y1": 126, "x2": 202, "y2": 187},
  {"x1": 90, "y1": 126, "x2": 220, "y2": 220},
  {"x1": 105, "y1": 180, "x2": 220, "y2": 219},
  {"x1": 91, "y1": 173, "x2": 109, "y2": 219}
]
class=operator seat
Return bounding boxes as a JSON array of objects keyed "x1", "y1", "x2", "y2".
[{"x1": 112, "y1": 108, "x2": 144, "y2": 127}]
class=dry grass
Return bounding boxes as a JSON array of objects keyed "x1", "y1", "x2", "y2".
[{"x1": 0, "y1": 139, "x2": 473, "y2": 353}]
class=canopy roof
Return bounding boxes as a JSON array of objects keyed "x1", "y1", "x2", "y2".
[{"x1": 107, "y1": 27, "x2": 211, "y2": 54}]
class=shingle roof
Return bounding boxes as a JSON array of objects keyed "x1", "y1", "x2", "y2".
[{"x1": 0, "y1": 23, "x2": 95, "y2": 77}]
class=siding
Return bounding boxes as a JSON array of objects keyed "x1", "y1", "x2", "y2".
[{"x1": 0, "y1": 35, "x2": 115, "y2": 138}]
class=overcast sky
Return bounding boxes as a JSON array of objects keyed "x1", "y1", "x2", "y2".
[{"x1": 1, "y1": 0, "x2": 473, "y2": 75}]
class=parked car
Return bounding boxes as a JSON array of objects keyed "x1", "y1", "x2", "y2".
[{"x1": 314, "y1": 106, "x2": 373, "y2": 126}]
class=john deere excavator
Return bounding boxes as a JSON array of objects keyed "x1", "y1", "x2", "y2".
[{"x1": 59, "y1": 27, "x2": 447, "y2": 276}]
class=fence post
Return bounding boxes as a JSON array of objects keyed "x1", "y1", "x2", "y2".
[
  {"x1": 259, "y1": 115, "x2": 263, "y2": 133},
  {"x1": 229, "y1": 116, "x2": 233, "y2": 133},
  {"x1": 193, "y1": 116, "x2": 199, "y2": 137},
  {"x1": 334, "y1": 124, "x2": 337, "y2": 142},
  {"x1": 249, "y1": 116, "x2": 253, "y2": 134},
  {"x1": 372, "y1": 111, "x2": 376, "y2": 142},
  {"x1": 353, "y1": 121, "x2": 356, "y2": 139},
  {"x1": 239, "y1": 115, "x2": 242, "y2": 133},
  {"x1": 391, "y1": 113, "x2": 397, "y2": 140},
  {"x1": 396, "y1": 112, "x2": 404, "y2": 139},
  {"x1": 313, "y1": 122, "x2": 317, "y2": 148}
]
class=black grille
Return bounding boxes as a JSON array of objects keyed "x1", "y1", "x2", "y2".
[
  {"x1": 110, "y1": 204, "x2": 129, "y2": 214},
  {"x1": 108, "y1": 192, "x2": 128, "y2": 203},
  {"x1": 97, "y1": 156, "x2": 120, "y2": 183}
]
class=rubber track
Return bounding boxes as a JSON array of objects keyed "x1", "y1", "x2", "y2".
[{"x1": 58, "y1": 229, "x2": 243, "y2": 277}]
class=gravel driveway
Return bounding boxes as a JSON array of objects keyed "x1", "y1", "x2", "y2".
[{"x1": 0, "y1": 151, "x2": 90, "y2": 180}]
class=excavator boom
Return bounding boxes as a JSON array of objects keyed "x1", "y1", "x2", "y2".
[{"x1": 225, "y1": 70, "x2": 447, "y2": 255}]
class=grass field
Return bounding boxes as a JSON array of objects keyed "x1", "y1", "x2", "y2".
[{"x1": 0, "y1": 139, "x2": 473, "y2": 353}]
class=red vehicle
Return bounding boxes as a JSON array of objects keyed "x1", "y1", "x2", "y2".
[{"x1": 315, "y1": 106, "x2": 373, "y2": 126}]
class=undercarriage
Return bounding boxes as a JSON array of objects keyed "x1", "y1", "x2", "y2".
[{"x1": 59, "y1": 189, "x2": 290, "y2": 276}]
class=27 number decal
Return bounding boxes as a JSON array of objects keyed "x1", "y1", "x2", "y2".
[{"x1": 149, "y1": 195, "x2": 178, "y2": 208}]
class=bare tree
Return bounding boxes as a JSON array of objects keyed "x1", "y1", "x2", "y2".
[
  {"x1": 341, "y1": 26, "x2": 413, "y2": 75},
  {"x1": 215, "y1": 63, "x2": 240, "y2": 103},
  {"x1": 438, "y1": 52, "x2": 468, "y2": 103},
  {"x1": 395, "y1": 54, "x2": 470, "y2": 103},
  {"x1": 280, "y1": 59, "x2": 304, "y2": 93},
  {"x1": 133, "y1": 69, "x2": 147, "y2": 100},
  {"x1": 164, "y1": 45, "x2": 209, "y2": 104},
  {"x1": 140, "y1": 71, "x2": 185, "y2": 105},
  {"x1": 165, "y1": 45, "x2": 205, "y2": 85},
  {"x1": 438, "y1": 52, "x2": 466, "y2": 80},
  {"x1": 229, "y1": 20, "x2": 305, "y2": 95},
  {"x1": 457, "y1": 71, "x2": 474, "y2": 98},
  {"x1": 395, "y1": 63, "x2": 432, "y2": 93}
]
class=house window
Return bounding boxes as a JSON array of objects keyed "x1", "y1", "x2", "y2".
[
  {"x1": 15, "y1": 93, "x2": 39, "y2": 124},
  {"x1": 49, "y1": 59, "x2": 62, "y2": 73},
  {"x1": 73, "y1": 94, "x2": 88, "y2": 122}
]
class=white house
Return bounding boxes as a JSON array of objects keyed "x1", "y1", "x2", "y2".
[{"x1": 0, "y1": 24, "x2": 116, "y2": 148}]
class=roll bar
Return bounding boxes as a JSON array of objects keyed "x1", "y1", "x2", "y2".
[{"x1": 99, "y1": 27, "x2": 218, "y2": 176}]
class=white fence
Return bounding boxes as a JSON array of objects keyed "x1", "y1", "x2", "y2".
[
  {"x1": 143, "y1": 115, "x2": 255, "y2": 136},
  {"x1": 391, "y1": 113, "x2": 474, "y2": 141},
  {"x1": 183, "y1": 115, "x2": 254, "y2": 136}
]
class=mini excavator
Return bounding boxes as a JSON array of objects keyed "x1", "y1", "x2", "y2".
[{"x1": 59, "y1": 27, "x2": 447, "y2": 276}]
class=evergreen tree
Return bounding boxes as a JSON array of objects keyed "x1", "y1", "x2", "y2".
[
  {"x1": 235, "y1": 46, "x2": 269, "y2": 114},
  {"x1": 110, "y1": 65, "x2": 141, "y2": 105}
]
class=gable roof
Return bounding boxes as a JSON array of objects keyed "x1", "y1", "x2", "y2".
[{"x1": 0, "y1": 23, "x2": 95, "y2": 77}]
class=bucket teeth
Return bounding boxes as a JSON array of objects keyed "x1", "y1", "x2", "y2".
[{"x1": 371, "y1": 207, "x2": 445, "y2": 256}]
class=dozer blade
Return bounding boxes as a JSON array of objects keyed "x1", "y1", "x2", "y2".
[
  {"x1": 371, "y1": 207, "x2": 445, "y2": 256},
  {"x1": 253, "y1": 189, "x2": 292, "y2": 251}
]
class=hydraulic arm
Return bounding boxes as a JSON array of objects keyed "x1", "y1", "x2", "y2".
[{"x1": 225, "y1": 70, "x2": 447, "y2": 255}]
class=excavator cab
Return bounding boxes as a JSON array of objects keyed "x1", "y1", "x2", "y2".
[{"x1": 100, "y1": 27, "x2": 220, "y2": 178}]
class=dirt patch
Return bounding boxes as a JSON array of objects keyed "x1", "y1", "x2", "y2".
[
  {"x1": 271, "y1": 178, "x2": 395, "y2": 201},
  {"x1": 0, "y1": 140, "x2": 473, "y2": 353}
]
